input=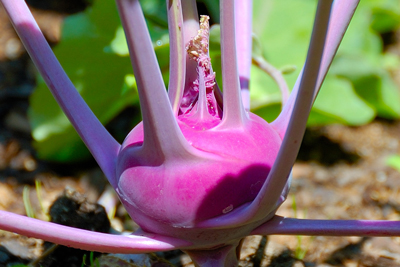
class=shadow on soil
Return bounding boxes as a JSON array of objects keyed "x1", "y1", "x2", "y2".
[{"x1": 297, "y1": 128, "x2": 360, "y2": 166}]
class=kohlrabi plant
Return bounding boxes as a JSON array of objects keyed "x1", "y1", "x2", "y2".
[{"x1": 1, "y1": 0, "x2": 400, "y2": 266}]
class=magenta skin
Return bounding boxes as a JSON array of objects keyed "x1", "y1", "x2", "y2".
[
  {"x1": 116, "y1": 113, "x2": 281, "y2": 243},
  {"x1": 113, "y1": 11, "x2": 284, "y2": 241}
]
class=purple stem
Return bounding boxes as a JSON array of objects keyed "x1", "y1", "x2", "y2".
[
  {"x1": 272, "y1": 0, "x2": 360, "y2": 138},
  {"x1": 115, "y1": 0, "x2": 195, "y2": 162},
  {"x1": 252, "y1": 216, "x2": 400, "y2": 236},
  {"x1": 167, "y1": 0, "x2": 186, "y2": 115},
  {"x1": 0, "y1": 0, "x2": 120, "y2": 186},
  {"x1": 234, "y1": 0, "x2": 252, "y2": 111},
  {"x1": 185, "y1": 244, "x2": 240, "y2": 267},
  {"x1": 250, "y1": 0, "x2": 333, "y2": 222},
  {"x1": 0, "y1": 211, "x2": 190, "y2": 253},
  {"x1": 217, "y1": 0, "x2": 248, "y2": 129}
]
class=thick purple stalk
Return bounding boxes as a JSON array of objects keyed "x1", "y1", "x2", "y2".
[
  {"x1": 115, "y1": 0, "x2": 198, "y2": 163},
  {"x1": 252, "y1": 216, "x2": 400, "y2": 236},
  {"x1": 234, "y1": 0, "x2": 252, "y2": 111},
  {"x1": 185, "y1": 244, "x2": 240, "y2": 266},
  {"x1": 0, "y1": 0, "x2": 120, "y2": 185},
  {"x1": 217, "y1": 0, "x2": 248, "y2": 129},
  {"x1": 0, "y1": 210, "x2": 190, "y2": 253},
  {"x1": 250, "y1": 0, "x2": 334, "y2": 222}
]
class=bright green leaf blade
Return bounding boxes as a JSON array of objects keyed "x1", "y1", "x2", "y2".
[
  {"x1": 251, "y1": 0, "x2": 400, "y2": 124},
  {"x1": 252, "y1": 0, "x2": 315, "y2": 91},
  {"x1": 371, "y1": 8, "x2": 400, "y2": 33},
  {"x1": 140, "y1": 0, "x2": 168, "y2": 28},
  {"x1": 386, "y1": 154, "x2": 400, "y2": 172},
  {"x1": 309, "y1": 77, "x2": 375, "y2": 126},
  {"x1": 198, "y1": 0, "x2": 220, "y2": 23},
  {"x1": 252, "y1": 103, "x2": 282, "y2": 123},
  {"x1": 29, "y1": 0, "x2": 139, "y2": 162},
  {"x1": 330, "y1": 55, "x2": 400, "y2": 119}
]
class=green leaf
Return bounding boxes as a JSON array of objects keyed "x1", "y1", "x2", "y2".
[
  {"x1": 140, "y1": 0, "x2": 168, "y2": 28},
  {"x1": 310, "y1": 77, "x2": 375, "y2": 126},
  {"x1": 252, "y1": 0, "x2": 316, "y2": 91},
  {"x1": 252, "y1": 103, "x2": 282, "y2": 124},
  {"x1": 250, "y1": 0, "x2": 316, "y2": 122},
  {"x1": 371, "y1": 8, "x2": 400, "y2": 33},
  {"x1": 198, "y1": 0, "x2": 220, "y2": 23},
  {"x1": 251, "y1": 0, "x2": 400, "y2": 124},
  {"x1": 330, "y1": 55, "x2": 400, "y2": 119},
  {"x1": 362, "y1": 0, "x2": 400, "y2": 33},
  {"x1": 386, "y1": 154, "x2": 400, "y2": 172},
  {"x1": 29, "y1": 0, "x2": 139, "y2": 162}
]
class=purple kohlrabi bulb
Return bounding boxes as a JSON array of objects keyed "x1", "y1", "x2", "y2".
[{"x1": 115, "y1": 15, "x2": 284, "y2": 246}]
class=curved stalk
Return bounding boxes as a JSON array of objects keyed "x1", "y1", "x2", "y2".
[
  {"x1": 0, "y1": 211, "x2": 190, "y2": 253},
  {"x1": 252, "y1": 56, "x2": 290, "y2": 106},
  {"x1": 1, "y1": 0, "x2": 120, "y2": 186},
  {"x1": 252, "y1": 215, "x2": 400, "y2": 236}
]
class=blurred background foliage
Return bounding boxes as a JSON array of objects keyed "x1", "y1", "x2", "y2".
[{"x1": 28, "y1": 0, "x2": 400, "y2": 162}]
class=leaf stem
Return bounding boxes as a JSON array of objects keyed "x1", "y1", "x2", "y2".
[
  {"x1": 0, "y1": 210, "x2": 190, "y2": 253},
  {"x1": 251, "y1": 0, "x2": 334, "y2": 222},
  {"x1": 252, "y1": 56, "x2": 290, "y2": 106},
  {"x1": 218, "y1": 0, "x2": 248, "y2": 129},
  {"x1": 253, "y1": 216, "x2": 400, "y2": 236}
]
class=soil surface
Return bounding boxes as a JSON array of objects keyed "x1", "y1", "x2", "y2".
[{"x1": 1, "y1": 1, "x2": 400, "y2": 267}]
